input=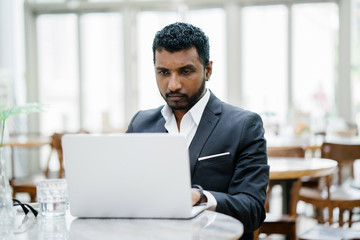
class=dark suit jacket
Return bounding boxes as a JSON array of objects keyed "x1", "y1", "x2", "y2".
[{"x1": 127, "y1": 92, "x2": 269, "y2": 240}]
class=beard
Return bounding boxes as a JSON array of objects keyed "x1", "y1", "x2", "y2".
[{"x1": 162, "y1": 77, "x2": 206, "y2": 111}]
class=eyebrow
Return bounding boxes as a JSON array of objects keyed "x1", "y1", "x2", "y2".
[
  {"x1": 156, "y1": 67, "x2": 168, "y2": 71},
  {"x1": 156, "y1": 64, "x2": 196, "y2": 71},
  {"x1": 180, "y1": 64, "x2": 196, "y2": 70}
]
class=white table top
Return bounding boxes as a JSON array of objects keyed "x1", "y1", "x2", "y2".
[
  {"x1": 0, "y1": 210, "x2": 243, "y2": 240},
  {"x1": 269, "y1": 157, "x2": 338, "y2": 180}
]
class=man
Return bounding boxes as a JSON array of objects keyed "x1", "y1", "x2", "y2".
[{"x1": 127, "y1": 22, "x2": 269, "y2": 240}]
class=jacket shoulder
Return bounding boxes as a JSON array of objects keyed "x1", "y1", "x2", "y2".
[
  {"x1": 221, "y1": 102, "x2": 262, "y2": 122},
  {"x1": 127, "y1": 106, "x2": 164, "y2": 132},
  {"x1": 208, "y1": 92, "x2": 260, "y2": 121}
]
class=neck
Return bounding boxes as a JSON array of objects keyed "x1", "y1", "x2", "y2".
[
  {"x1": 173, "y1": 110, "x2": 187, "y2": 131},
  {"x1": 171, "y1": 89, "x2": 207, "y2": 131}
]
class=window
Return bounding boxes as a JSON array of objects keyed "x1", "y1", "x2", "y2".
[
  {"x1": 292, "y1": 3, "x2": 338, "y2": 133},
  {"x1": 37, "y1": 14, "x2": 79, "y2": 135},
  {"x1": 241, "y1": 5, "x2": 287, "y2": 123},
  {"x1": 353, "y1": 0, "x2": 360, "y2": 128},
  {"x1": 241, "y1": 3, "x2": 339, "y2": 135},
  {"x1": 37, "y1": 12, "x2": 125, "y2": 134},
  {"x1": 81, "y1": 13, "x2": 124, "y2": 132}
]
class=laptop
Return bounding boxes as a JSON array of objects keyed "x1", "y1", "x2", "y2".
[{"x1": 62, "y1": 133, "x2": 205, "y2": 219}]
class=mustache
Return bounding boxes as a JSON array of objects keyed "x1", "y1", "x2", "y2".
[{"x1": 165, "y1": 91, "x2": 188, "y2": 98}]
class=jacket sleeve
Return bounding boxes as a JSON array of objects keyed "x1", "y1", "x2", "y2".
[{"x1": 209, "y1": 113, "x2": 269, "y2": 232}]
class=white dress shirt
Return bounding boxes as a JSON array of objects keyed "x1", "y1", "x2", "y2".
[{"x1": 161, "y1": 89, "x2": 217, "y2": 211}]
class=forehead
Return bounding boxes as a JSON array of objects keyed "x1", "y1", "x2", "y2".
[{"x1": 155, "y1": 47, "x2": 202, "y2": 67}]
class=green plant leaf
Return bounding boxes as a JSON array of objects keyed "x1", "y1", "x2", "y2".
[
  {"x1": 0, "y1": 103, "x2": 44, "y2": 121},
  {"x1": 0, "y1": 103, "x2": 44, "y2": 147}
]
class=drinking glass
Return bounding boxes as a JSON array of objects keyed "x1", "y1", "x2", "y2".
[{"x1": 37, "y1": 179, "x2": 68, "y2": 217}]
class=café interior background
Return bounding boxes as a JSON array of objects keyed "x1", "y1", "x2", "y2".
[{"x1": 1, "y1": 0, "x2": 360, "y2": 145}]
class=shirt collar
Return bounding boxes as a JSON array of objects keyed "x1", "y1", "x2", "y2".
[
  {"x1": 161, "y1": 89, "x2": 210, "y2": 126},
  {"x1": 188, "y1": 89, "x2": 210, "y2": 126}
]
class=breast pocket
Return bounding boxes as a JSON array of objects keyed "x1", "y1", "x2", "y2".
[{"x1": 194, "y1": 153, "x2": 234, "y2": 192}]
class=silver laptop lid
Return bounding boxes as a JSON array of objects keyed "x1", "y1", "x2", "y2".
[{"x1": 62, "y1": 133, "x2": 194, "y2": 219}]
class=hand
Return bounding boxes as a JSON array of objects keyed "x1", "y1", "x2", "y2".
[{"x1": 191, "y1": 188, "x2": 207, "y2": 206}]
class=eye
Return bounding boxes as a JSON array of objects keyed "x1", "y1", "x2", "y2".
[
  {"x1": 158, "y1": 70, "x2": 169, "y2": 76},
  {"x1": 181, "y1": 69, "x2": 193, "y2": 75}
]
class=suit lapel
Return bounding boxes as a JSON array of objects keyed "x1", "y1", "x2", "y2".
[
  {"x1": 188, "y1": 92, "x2": 222, "y2": 175},
  {"x1": 154, "y1": 117, "x2": 167, "y2": 132}
]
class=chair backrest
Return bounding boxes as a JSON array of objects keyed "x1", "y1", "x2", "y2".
[
  {"x1": 265, "y1": 146, "x2": 305, "y2": 214},
  {"x1": 45, "y1": 133, "x2": 65, "y2": 179},
  {"x1": 321, "y1": 142, "x2": 360, "y2": 184},
  {"x1": 267, "y1": 146, "x2": 306, "y2": 158}
]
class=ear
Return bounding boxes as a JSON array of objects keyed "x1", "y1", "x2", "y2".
[{"x1": 205, "y1": 61, "x2": 213, "y2": 81}]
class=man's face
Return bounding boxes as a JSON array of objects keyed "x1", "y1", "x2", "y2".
[{"x1": 154, "y1": 47, "x2": 212, "y2": 112}]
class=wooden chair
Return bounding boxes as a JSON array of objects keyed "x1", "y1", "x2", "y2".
[
  {"x1": 253, "y1": 228, "x2": 259, "y2": 240},
  {"x1": 267, "y1": 145, "x2": 306, "y2": 158},
  {"x1": 266, "y1": 146, "x2": 306, "y2": 212},
  {"x1": 45, "y1": 133, "x2": 65, "y2": 179},
  {"x1": 258, "y1": 146, "x2": 306, "y2": 240},
  {"x1": 298, "y1": 142, "x2": 360, "y2": 227},
  {"x1": 260, "y1": 179, "x2": 301, "y2": 240},
  {"x1": 10, "y1": 133, "x2": 65, "y2": 202}
]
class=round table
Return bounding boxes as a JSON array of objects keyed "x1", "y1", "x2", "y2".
[
  {"x1": 269, "y1": 157, "x2": 338, "y2": 180},
  {"x1": 0, "y1": 210, "x2": 243, "y2": 240},
  {"x1": 268, "y1": 157, "x2": 338, "y2": 215}
]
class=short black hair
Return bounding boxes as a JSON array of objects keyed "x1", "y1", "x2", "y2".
[{"x1": 152, "y1": 22, "x2": 210, "y2": 67}]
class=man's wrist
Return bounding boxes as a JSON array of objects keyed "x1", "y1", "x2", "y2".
[{"x1": 192, "y1": 184, "x2": 204, "y2": 205}]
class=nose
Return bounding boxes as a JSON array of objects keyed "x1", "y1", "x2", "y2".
[{"x1": 168, "y1": 73, "x2": 181, "y2": 92}]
